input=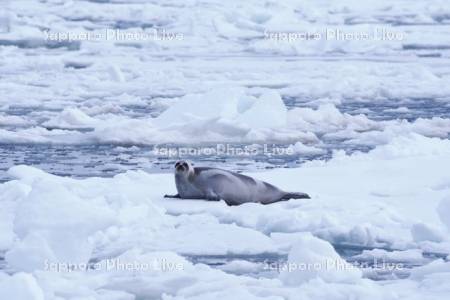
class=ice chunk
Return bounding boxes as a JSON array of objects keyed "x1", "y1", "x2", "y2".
[
  {"x1": 98, "y1": 248, "x2": 198, "y2": 298},
  {"x1": 409, "y1": 259, "x2": 450, "y2": 280},
  {"x1": 352, "y1": 248, "x2": 426, "y2": 264},
  {"x1": 0, "y1": 273, "x2": 44, "y2": 300},
  {"x1": 290, "y1": 141, "x2": 326, "y2": 155},
  {"x1": 42, "y1": 108, "x2": 98, "y2": 129},
  {"x1": 235, "y1": 90, "x2": 287, "y2": 128},
  {"x1": 0, "y1": 181, "x2": 30, "y2": 250},
  {"x1": 437, "y1": 196, "x2": 450, "y2": 232},
  {"x1": 5, "y1": 232, "x2": 57, "y2": 272},
  {"x1": 217, "y1": 260, "x2": 263, "y2": 275},
  {"x1": 108, "y1": 65, "x2": 125, "y2": 82},
  {"x1": 411, "y1": 223, "x2": 445, "y2": 243},
  {"x1": 279, "y1": 233, "x2": 361, "y2": 285},
  {"x1": 0, "y1": 114, "x2": 30, "y2": 126},
  {"x1": 5, "y1": 168, "x2": 116, "y2": 271},
  {"x1": 154, "y1": 88, "x2": 243, "y2": 126}
]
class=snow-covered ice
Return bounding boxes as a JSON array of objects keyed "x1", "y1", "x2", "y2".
[
  {"x1": 1, "y1": 0, "x2": 450, "y2": 299},
  {"x1": 1, "y1": 134, "x2": 450, "y2": 298}
]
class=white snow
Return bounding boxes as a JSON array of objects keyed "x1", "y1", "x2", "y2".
[
  {"x1": 0, "y1": 135, "x2": 449, "y2": 298},
  {"x1": 1, "y1": 0, "x2": 450, "y2": 298}
]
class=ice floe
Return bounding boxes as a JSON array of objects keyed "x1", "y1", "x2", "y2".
[{"x1": 0, "y1": 134, "x2": 450, "y2": 298}]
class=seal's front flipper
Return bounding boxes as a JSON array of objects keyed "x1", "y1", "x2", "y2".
[
  {"x1": 282, "y1": 192, "x2": 311, "y2": 200},
  {"x1": 164, "y1": 194, "x2": 180, "y2": 198},
  {"x1": 204, "y1": 191, "x2": 221, "y2": 202}
]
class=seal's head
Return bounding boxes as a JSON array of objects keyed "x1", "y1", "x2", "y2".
[{"x1": 174, "y1": 160, "x2": 194, "y2": 177}]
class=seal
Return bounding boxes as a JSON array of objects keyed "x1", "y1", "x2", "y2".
[{"x1": 164, "y1": 160, "x2": 310, "y2": 206}]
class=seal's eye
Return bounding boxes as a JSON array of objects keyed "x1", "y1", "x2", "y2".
[
  {"x1": 182, "y1": 162, "x2": 189, "y2": 168},
  {"x1": 175, "y1": 162, "x2": 180, "y2": 168}
]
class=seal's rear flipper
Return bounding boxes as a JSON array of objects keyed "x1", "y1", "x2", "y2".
[{"x1": 282, "y1": 192, "x2": 311, "y2": 200}]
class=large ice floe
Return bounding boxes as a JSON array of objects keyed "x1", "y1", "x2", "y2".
[
  {"x1": 0, "y1": 134, "x2": 450, "y2": 299},
  {"x1": 1, "y1": 0, "x2": 450, "y2": 298}
]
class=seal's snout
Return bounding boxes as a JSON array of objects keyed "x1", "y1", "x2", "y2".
[
  {"x1": 175, "y1": 161, "x2": 189, "y2": 173},
  {"x1": 175, "y1": 161, "x2": 183, "y2": 172}
]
